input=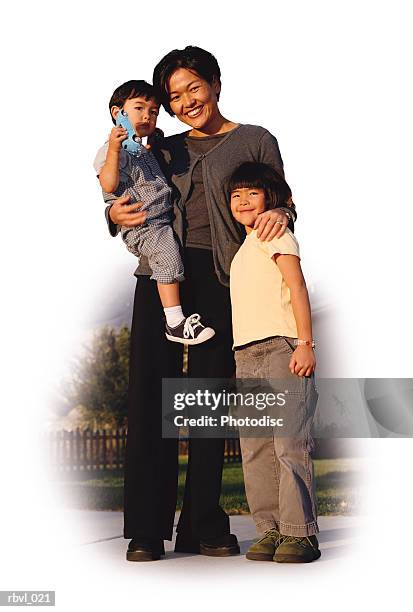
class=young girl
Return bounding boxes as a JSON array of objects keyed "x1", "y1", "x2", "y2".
[{"x1": 229, "y1": 162, "x2": 320, "y2": 563}]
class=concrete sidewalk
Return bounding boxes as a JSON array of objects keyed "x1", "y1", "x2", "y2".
[{"x1": 65, "y1": 510, "x2": 364, "y2": 575}]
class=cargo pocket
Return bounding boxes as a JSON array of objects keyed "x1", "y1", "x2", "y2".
[{"x1": 281, "y1": 336, "x2": 296, "y2": 353}]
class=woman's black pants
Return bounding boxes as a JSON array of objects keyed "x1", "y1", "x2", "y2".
[{"x1": 123, "y1": 248, "x2": 235, "y2": 541}]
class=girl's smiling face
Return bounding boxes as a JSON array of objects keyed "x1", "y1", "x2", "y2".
[{"x1": 230, "y1": 187, "x2": 267, "y2": 228}]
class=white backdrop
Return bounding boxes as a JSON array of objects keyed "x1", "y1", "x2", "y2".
[{"x1": 1, "y1": 0, "x2": 412, "y2": 609}]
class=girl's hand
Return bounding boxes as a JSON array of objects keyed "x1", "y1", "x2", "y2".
[
  {"x1": 254, "y1": 209, "x2": 289, "y2": 240},
  {"x1": 289, "y1": 346, "x2": 316, "y2": 377},
  {"x1": 108, "y1": 126, "x2": 128, "y2": 152}
]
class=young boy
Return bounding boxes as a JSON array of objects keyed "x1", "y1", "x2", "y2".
[
  {"x1": 93, "y1": 80, "x2": 214, "y2": 345},
  {"x1": 229, "y1": 162, "x2": 320, "y2": 563}
]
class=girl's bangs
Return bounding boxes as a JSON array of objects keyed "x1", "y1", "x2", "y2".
[{"x1": 229, "y1": 176, "x2": 266, "y2": 193}]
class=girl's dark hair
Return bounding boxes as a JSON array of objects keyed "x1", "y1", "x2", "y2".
[
  {"x1": 228, "y1": 162, "x2": 292, "y2": 209},
  {"x1": 153, "y1": 46, "x2": 221, "y2": 116},
  {"x1": 108, "y1": 80, "x2": 160, "y2": 124}
]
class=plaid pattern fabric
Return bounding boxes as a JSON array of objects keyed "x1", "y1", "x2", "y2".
[{"x1": 97, "y1": 144, "x2": 184, "y2": 283}]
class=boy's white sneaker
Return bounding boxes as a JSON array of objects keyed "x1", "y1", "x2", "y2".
[{"x1": 165, "y1": 313, "x2": 215, "y2": 345}]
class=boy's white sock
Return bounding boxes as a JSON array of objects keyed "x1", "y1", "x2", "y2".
[{"x1": 164, "y1": 305, "x2": 185, "y2": 328}]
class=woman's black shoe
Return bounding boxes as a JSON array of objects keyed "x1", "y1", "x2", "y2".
[
  {"x1": 174, "y1": 532, "x2": 240, "y2": 556},
  {"x1": 126, "y1": 538, "x2": 165, "y2": 562},
  {"x1": 200, "y1": 533, "x2": 240, "y2": 556}
]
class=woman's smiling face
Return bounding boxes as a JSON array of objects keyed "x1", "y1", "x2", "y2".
[{"x1": 167, "y1": 68, "x2": 221, "y2": 132}]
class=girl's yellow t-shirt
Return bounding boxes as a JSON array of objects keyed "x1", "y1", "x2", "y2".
[{"x1": 230, "y1": 228, "x2": 300, "y2": 349}]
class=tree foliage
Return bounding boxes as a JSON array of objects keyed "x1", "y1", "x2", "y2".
[{"x1": 65, "y1": 326, "x2": 130, "y2": 428}]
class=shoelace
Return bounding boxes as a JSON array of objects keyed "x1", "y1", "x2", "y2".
[
  {"x1": 258, "y1": 528, "x2": 284, "y2": 545},
  {"x1": 183, "y1": 314, "x2": 204, "y2": 339},
  {"x1": 281, "y1": 536, "x2": 315, "y2": 549}
]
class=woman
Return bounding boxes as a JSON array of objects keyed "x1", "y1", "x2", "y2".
[{"x1": 106, "y1": 46, "x2": 296, "y2": 561}]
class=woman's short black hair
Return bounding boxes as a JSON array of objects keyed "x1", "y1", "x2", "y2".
[
  {"x1": 228, "y1": 162, "x2": 292, "y2": 210},
  {"x1": 153, "y1": 46, "x2": 221, "y2": 116},
  {"x1": 108, "y1": 80, "x2": 160, "y2": 124}
]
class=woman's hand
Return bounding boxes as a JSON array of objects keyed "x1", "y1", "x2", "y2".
[
  {"x1": 109, "y1": 195, "x2": 147, "y2": 227},
  {"x1": 289, "y1": 346, "x2": 316, "y2": 377},
  {"x1": 254, "y1": 209, "x2": 289, "y2": 240}
]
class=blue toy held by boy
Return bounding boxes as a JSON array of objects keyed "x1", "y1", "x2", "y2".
[{"x1": 115, "y1": 109, "x2": 143, "y2": 156}]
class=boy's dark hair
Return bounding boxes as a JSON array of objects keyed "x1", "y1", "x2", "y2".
[
  {"x1": 153, "y1": 46, "x2": 221, "y2": 116},
  {"x1": 108, "y1": 80, "x2": 160, "y2": 124},
  {"x1": 228, "y1": 162, "x2": 292, "y2": 210}
]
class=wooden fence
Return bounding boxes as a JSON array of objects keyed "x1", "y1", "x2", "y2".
[
  {"x1": 47, "y1": 429, "x2": 359, "y2": 472},
  {"x1": 48, "y1": 429, "x2": 242, "y2": 472}
]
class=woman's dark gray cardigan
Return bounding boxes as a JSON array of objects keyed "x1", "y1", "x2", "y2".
[{"x1": 105, "y1": 124, "x2": 296, "y2": 287}]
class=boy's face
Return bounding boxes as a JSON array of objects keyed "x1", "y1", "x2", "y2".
[
  {"x1": 230, "y1": 187, "x2": 267, "y2": 228},
  {"x1": 112, "y1": 96, "x2": 159, "y2": 138}
]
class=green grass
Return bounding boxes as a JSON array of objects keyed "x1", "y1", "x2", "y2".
[
  {"x1": 53, "y1": 457, "x2": 363, "y2": 515},
  {"x1": 313, "y1": 458, "x2": 362, "y2": 515}
]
